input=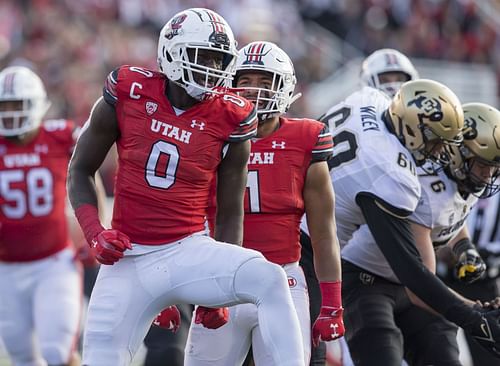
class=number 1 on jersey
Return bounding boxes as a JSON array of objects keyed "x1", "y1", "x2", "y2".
[{"x1": 246, "y1": 170, "x2": 260, "y2": 213}]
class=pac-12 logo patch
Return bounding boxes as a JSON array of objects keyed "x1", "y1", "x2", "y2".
[{"x1": 146, "y1": 101, "x2": 158, "y2": 115}]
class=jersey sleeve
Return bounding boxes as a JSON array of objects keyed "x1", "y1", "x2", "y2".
[
  {"x1": 103, "y1": 67, "x2": 120, "y2": 106},
  {"x1": 227, "y1": 105, "x2": 258, "y2": 142},
  {"x1": 408, "y1": 187, "x2": 434, "y2": 228},
  {"x1": 311, "y1": 124, "x2": 334, "y2": 163}
]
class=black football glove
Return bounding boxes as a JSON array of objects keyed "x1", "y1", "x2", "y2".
[
  {"x1": 454, "y1": 248, "x2": 487, "y2": 284},
  {"x1": 452, "y1": 238, "x2": 486, "y2": 284},
  {"x1": 462, "y1": 306, "x2": 500, "y2": 358}
]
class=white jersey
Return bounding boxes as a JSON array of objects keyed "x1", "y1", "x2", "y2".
[
  {"x1": 467, "y1": 195, "x2": 500, "y2": 253},
  {"x1": 409, "y1": 165, "x2": 478, "y2": 246},
  {"x1": 320, "y1": 87, "x2": 421, "y2": 281}
]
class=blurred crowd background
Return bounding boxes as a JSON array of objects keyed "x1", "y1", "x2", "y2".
[{"x1": 0, "y1": 0, "x2": 498, "y2": 192}]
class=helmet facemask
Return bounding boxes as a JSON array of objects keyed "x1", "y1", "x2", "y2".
[
  {"x1": 169, "y1": 46, "x2": 236, "y2": 100},
  {"x1": 448, "y1": 146, "x2": 500, "y2": 198},
  {"x1": 235, "y1": 70, "x2": 297, "y2": 121}
]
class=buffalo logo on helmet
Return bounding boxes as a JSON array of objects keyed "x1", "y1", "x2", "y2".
[
  {"x1": 165, "y1": 14, "x2": 187, "y2": 40},
  {"x1": 463, "y1": 116, "x2": 478, "y2": 140},
  {"x1": 408, "y1": 90, "x2": 444, "y2": 124}
]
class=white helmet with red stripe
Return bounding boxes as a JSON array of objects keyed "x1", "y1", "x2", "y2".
[
  {"x1": 360, "y1": 48, "x2": 419, "y2": 97},
  {"x1": 234, "y1": 41, "x2": 300, "y2": 120},
  {"x1": 157, "y1": 8, "x2": 238, "y2": 100},
  {"x1": 0, "y1": 66, "x2": 50, "y2": 137}
]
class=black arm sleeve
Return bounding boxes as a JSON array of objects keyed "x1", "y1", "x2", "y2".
[{"x1": 356, "y1": 192, "x2": 477, "y2": 326}]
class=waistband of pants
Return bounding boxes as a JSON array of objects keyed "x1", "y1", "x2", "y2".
[
  {"x1": 281, "y1": 261, "x2": 299, "y2": 270},
  {"x1": 342, "y1": 259, "x2": 398, "y2": 286}
]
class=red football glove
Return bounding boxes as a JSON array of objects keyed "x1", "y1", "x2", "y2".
[
  {"x1": 312, "y1": 281, "x2": 345, "y2": 347},
  {"x1": 194, "y1": 306, "x2": 229, "y2": 329},
  {"x1": 312, "y1": 306, "x2": 345, "y2": 347},
  {"x1": 91, "y1": 230, "x2": 132, "y2": 265},
  {"x1": 153, "y1": 306, "x2": 181, "y2": 333},
  {"x1": 74, "y1": 204, "x2": 132, "y2": 265}
]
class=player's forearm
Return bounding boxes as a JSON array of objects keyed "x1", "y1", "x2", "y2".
[
  {"x1": 312, "y1": 236, "x2": 342, "y2": 282},
  {"x1": 214, "y1": 214, "x2": 243, "y2": 245},
  {"x1": 67, "y1": 166, "x2": 100, "y2": 210}
]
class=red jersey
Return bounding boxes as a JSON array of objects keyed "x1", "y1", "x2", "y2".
[
  {"x1": 0, "y1": 119, "x2": 77, "y2": 262},
  {"x1": 243, "y1": 118, "x2": 332, "y2": 264},
  {"x1": 103, "y1": 66, "x2": 257, "y2": 244},
  {"x1": 207, "y1": 117, "x2": 333, "y2": 264}
]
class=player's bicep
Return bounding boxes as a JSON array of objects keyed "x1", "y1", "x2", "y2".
[{"x1": 71, "y1": 97, "x2": 118, "y2": 175}]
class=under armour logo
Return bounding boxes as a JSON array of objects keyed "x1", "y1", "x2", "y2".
[
  {"x1": 271, "y1": 140, "x2": 285, "y2": 149},
  {"x1": 191, "y1": 120, "x2": 205, "y2": 130},
  {"x1": 330, "y1": 323, "x2": 339, "y2": 337}
]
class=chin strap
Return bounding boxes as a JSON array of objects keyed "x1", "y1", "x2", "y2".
[{"x1": 289, "y1": 92, "x2": 302, "y2": 106}]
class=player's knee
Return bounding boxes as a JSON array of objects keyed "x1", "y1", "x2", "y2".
[
  {"x1": 41, "y1": 343, "x2": 68, "y2": 366},
  {"x1": 234, "y1": 258, "x2": 289, "y2": 302}
]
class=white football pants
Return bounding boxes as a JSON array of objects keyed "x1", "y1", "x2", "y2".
[
  {"x1": 0, "y1": 248, "x2": 82, "y2": 366},
  {"x1": 185, "y1": 261, "x2": 310, "y2": 366},
  {"x1": 81, "y1": 233, "x2": 304, "y2": 366}
]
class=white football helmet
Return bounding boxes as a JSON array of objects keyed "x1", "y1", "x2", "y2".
[
  {"x1": 0, "y1": 66, "x2": 50, "y2": 137},
  {"x1": 234, "y1": 41, "x2": 300, "y2": 120},
  {"x1": 361, "y1": 48, "x2": 419, "y2": 97},
  {"x1": 157, "y1": 8, "x2": 238, "y2": 100}
]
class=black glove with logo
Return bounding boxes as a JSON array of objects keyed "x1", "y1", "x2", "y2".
[{"x1": 461, "y1": 305, "x2": 500, "y2": 358}]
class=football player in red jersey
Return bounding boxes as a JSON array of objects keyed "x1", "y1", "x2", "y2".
[
  {"x1": 0, "y1": 66, "x2": 82, "y2": 366},
  {"x1": 68, "y1": 8, "x2": 304, "y2": 366},
  {"x1": 180, "y1": 41, "x2": 343, "y2": 366}
]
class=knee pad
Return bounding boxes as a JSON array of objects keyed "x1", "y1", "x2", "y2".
[{"x1": 233, "y1": 258, "x2": 288, "y2": 303}]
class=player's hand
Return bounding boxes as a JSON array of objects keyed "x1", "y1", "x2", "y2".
[
  {"x1": 153, "y1": 306, "x2": 181, "y2": 333},
  {"x1": 91, "y1": 229, "x2": 132, "y2": 265},
  {"x1": 463, "y1": 306, "x2": 500, "y2": 359},
  {"x1": 312, "y1": 306, "x2": 345, "y2": 347},
  {"x1": 477, "y1": 298, "x2": 500, "y2": 311},
  {"x1": 454, "y1": 248, "x2": 486, "y2": 284},
  {"x1": 73, "y1": 241, "x2": 99, "y2": 267},
  {"x1": 194, "y1": 306, "x2": 229, "y2": 329}
]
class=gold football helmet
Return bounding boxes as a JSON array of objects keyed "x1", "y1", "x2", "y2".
[
  {"x1": 447, "y1": 102, "x2": 500, "y2": 197},
  {"x1": 386, "y1": 79, "x2": 464, "y2": 166}
]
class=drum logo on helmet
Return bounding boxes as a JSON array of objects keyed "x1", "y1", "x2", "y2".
[{"x1": 165, "y1": 14, "x2": 187, "y2": 40}]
